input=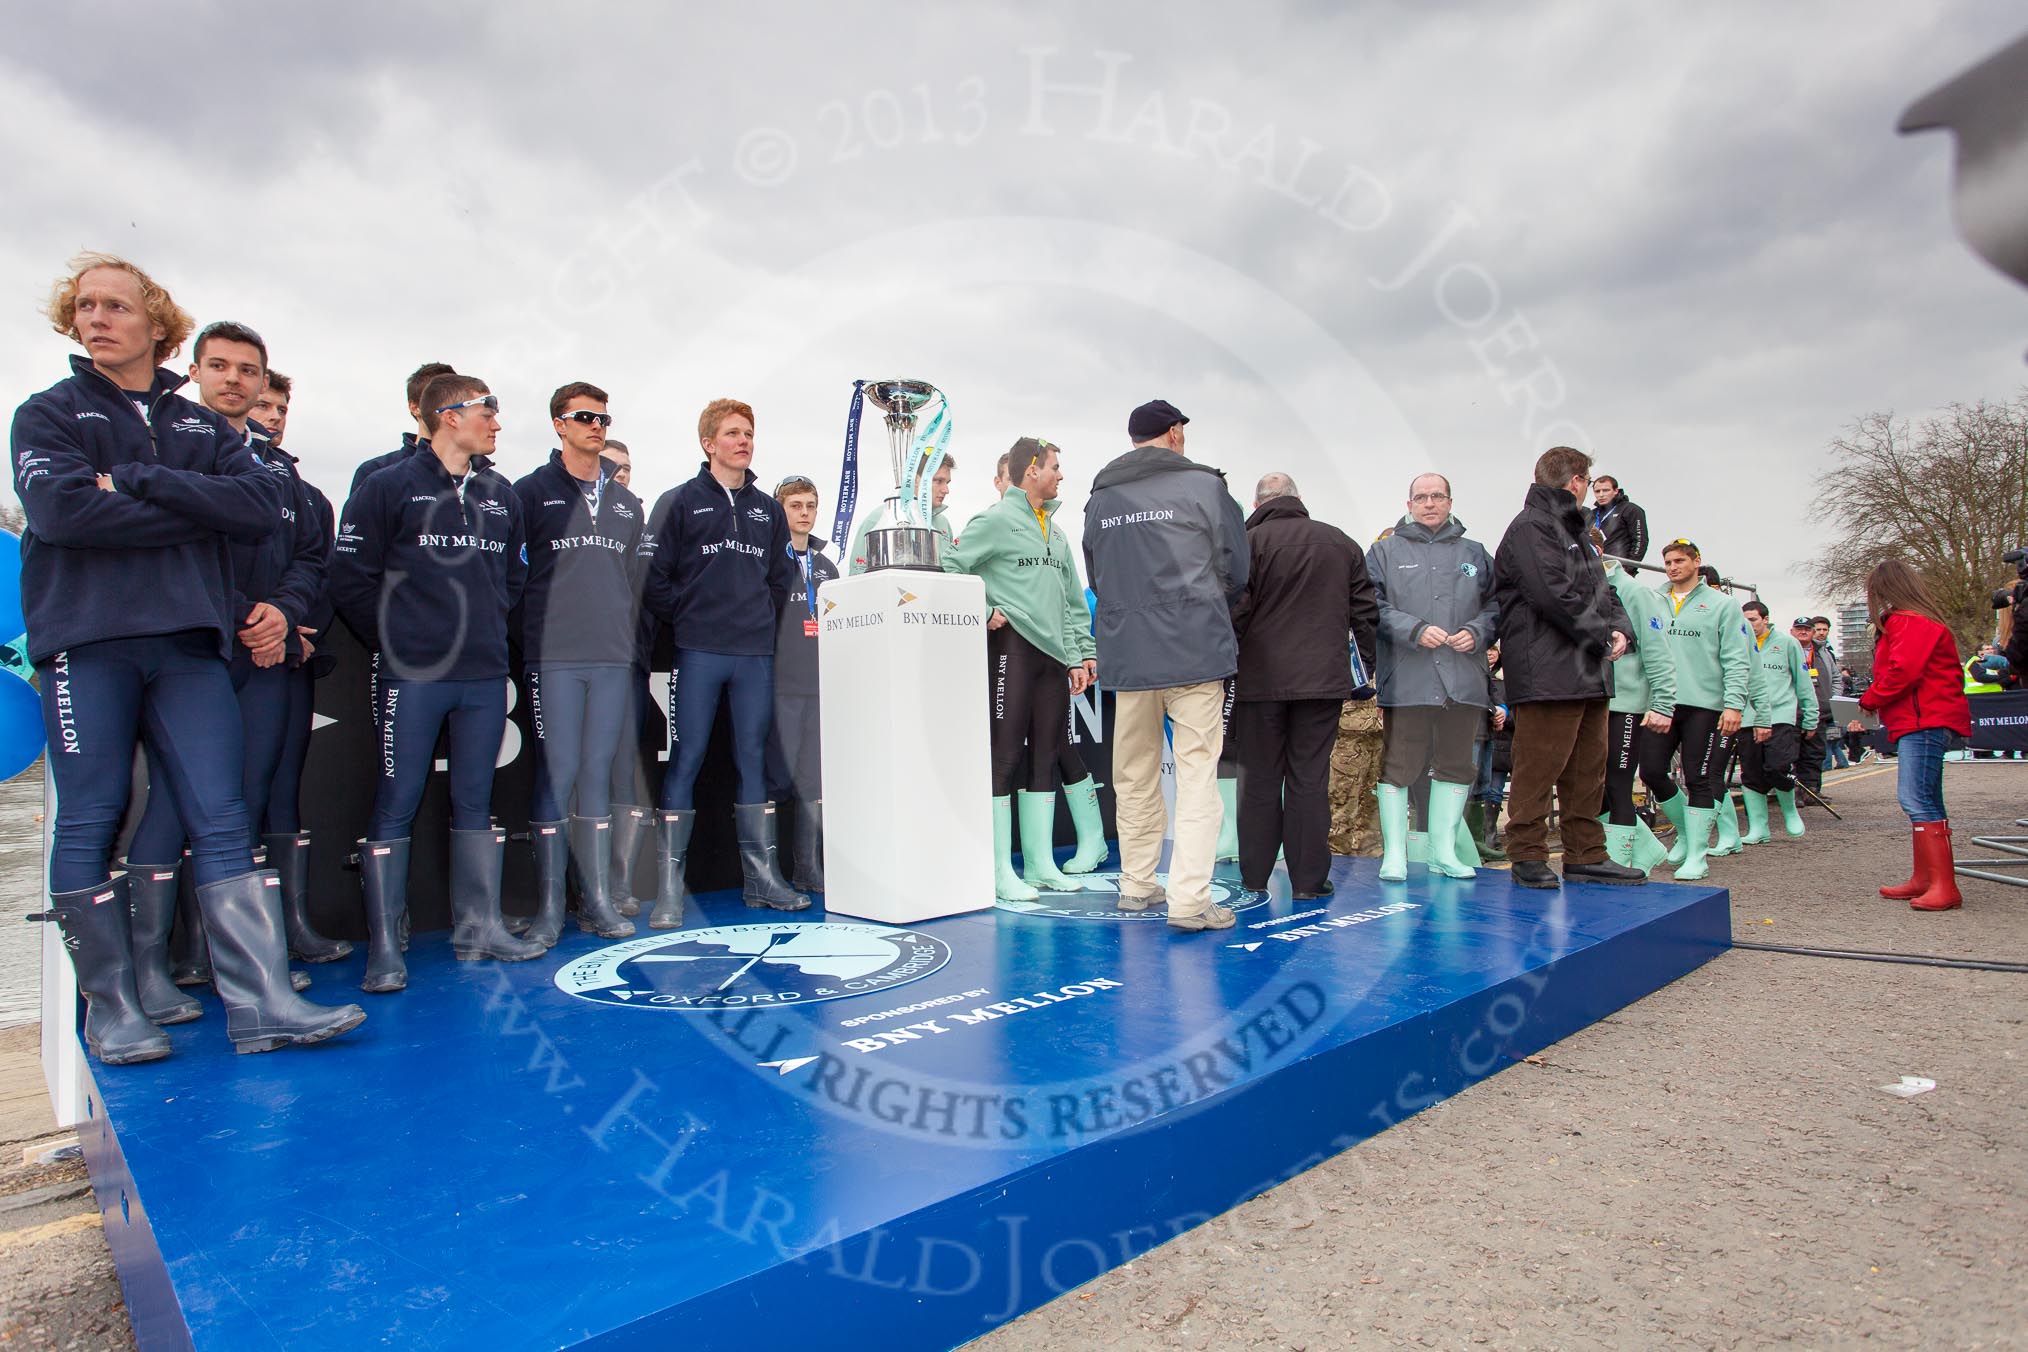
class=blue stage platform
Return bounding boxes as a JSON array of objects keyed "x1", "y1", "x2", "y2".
[{"x1": 78, "y1": 851, "x2": 1728, "y2": 1351}]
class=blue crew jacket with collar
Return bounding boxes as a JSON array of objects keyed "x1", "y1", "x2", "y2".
[
  {"x1": 331, "y1": 446, "x2": 527, "y2": 681},
  {"x1": 10, "y1": 355, "x2": 283, "y2": 664},
  {"x1": 643, "y1": 462, "x2": 798, "y2": 657}
]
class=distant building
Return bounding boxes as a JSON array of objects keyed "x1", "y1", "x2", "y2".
[{"x1": 1837, "y1": 602, "x2": 1871, "y2": 676}]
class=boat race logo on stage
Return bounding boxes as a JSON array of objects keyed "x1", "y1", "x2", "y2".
[
  {"x1": 554, "y1": 923, "x2": 952, "y2": 1011},
  {"x1": 995, "y1": 872, "x2": 1260, "y2": 921}
]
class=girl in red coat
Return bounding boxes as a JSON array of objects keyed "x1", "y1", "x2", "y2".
[{"x1": 1858, "y1": 560, "x2": 1972, "y2": 910}]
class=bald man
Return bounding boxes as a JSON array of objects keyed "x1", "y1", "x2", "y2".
[{"x1": 1231, "y1": 473, "x2": 1378, "y2": 898}]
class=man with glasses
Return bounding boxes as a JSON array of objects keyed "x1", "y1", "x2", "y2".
[
  {"x1": 507, "y1": 382, "x2": 641, "y2": 947},
  {"x1": 642, "y1": 398, "x2": 808, "y2": 925},
  {"x1": 1367, "y1": 473, "x2": 1498, "y2": 882},
  {"x1": 332, "y1": 375, "x2": 542, "y2": 992},
  {"x1": 1492, "y1": 448, "x2": 1642, "y2": 889},
  {"x1": 347, "y1": 362, "x2": 457, "y2": 747}
]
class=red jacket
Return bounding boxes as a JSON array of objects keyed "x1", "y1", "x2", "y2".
[{"x1": 1859, "y1": 611, "x2": 1971, "y2": 740}]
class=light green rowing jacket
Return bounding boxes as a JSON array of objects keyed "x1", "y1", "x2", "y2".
[
  {"x1": 1746, "y1": 627, "x2": 1819, "y2": 729},
  {"x1": 1608, "y1": 564, "x2": 1677, "y2": 717},
  {"x1": 943, "y1": 487, "x2": 1096, "y2": 668},
  {"x1": 1656, "y1": 580, "x2": 1751, "y2": 712}
]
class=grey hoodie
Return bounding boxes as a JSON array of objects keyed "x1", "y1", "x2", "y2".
[
  {"x1": 1367, "y1": 514, "x2": 1497, "y2": 709},
  {"x1": 1082, "y1": 445, "x2": 1249, "y2": 692}
]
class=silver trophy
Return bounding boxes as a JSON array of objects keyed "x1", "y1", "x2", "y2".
[{"x1": 860, "y1": 378, "x2": 944, "y2": 573}]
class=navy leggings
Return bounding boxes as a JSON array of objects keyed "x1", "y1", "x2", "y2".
[
  {"x1": 662, "y1": 649, "x2": 772, "y2": 810},
  {"x1": 528, "y1": 663, "x2": 630, "y2": 821},
  {"x1": 39, "y1": 632, "x2": 254, "y2": 892},
  {"x1": 369, "y1": 676, "x2": 506, "y2": 838},
  {"x1": 264, "y1": 664, "x2": 315, "y2": 834},
  {"x1": 130, "y1": 656, "x2": 291, "y2": 867}
]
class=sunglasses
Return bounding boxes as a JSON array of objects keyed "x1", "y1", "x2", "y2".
[
  {"x1": 436, "y1": 394, "x2": 499, "y2": 415},
  {"x1": 557, "y1": 410, "x2": 612, "y2": 427}
]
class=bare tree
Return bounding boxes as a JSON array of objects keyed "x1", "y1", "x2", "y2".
[
  {"x1": 1811, "y1": 391, "x2": 2028, "y2": 656},
  {"x1": 0, "y1": 502, "x2": 21, "y2": 536}
]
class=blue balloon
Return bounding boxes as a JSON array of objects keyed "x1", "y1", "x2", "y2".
[
  {"x1": 0, "y1": 668, "x2": 44, "y2": 782},
  {"x1": 0, "y1": 531, "x2": 19, "y2": 646}
]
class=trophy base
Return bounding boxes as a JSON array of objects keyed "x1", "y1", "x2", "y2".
[{"x1": 864, "y1": 525, "x2": 942, "y2": 573}]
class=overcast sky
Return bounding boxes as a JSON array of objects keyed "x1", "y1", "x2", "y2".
[{"x1": 5, "y1": 2, "x2": 2024, "y2": 616}]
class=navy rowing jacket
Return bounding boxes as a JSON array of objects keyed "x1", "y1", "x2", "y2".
[
  {"x1": 511, "y1": 450, "x2": 644, "y2": 665},
  {"x1": 331, "y1": 447, "x2": 527, "y2": 681},
  {"x1": 350, "y1": 433, "x2": 424, "y2": 499},
  {"x1": 231, "y1": 426, "x2": 326, "y2": 664},
  {"x1": 10, "y1": 356, "x2": 282, "y2": 664},
  {"x1": 290, "y1": 459, "x2": 337, "y2": 641},
  {"x1": 643, "y1": 463, "x2": 798, "y2": 657}
]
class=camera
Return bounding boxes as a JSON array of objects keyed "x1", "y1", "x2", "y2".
[{"x1": 2006, "y1": 545, "x2": 2028, "y2": 581}]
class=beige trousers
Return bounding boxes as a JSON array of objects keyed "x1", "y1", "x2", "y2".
[{"x1": 1113, "y1": 681, "x2": 1226, "y2": 917}]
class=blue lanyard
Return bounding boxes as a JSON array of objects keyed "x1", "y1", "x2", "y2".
[{"x1": 790, "y1": 544, "x2": 818, "y2": 620}]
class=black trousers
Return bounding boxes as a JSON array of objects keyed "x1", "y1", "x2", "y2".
[
  {"x1": 1234, "y1": 698, "x2": 1342, "y2": 892},
  {"x1": 1604, "y1": 710, "x2": 1678, "y2": 825},
  {"x1": 988, "y1": 626, "x2": 1069, "y2": 796},
  {"x1": 1649, "y1": 703, "x2": 1725, "y2": 809},
  {"x1": 1795, "y1": 725, "x2": 1827, "y2": 795},
  {"x1": 1738, "y1": 722, "x2": 1801, "y2": 794}
]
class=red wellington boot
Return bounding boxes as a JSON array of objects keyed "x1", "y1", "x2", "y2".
[
  {"x1": 1908, "y1": 821, "x2": 1963, "y2": 912},
  {"x1": 1880, "y1": 823, "x2": 1932, "y2": 900}
]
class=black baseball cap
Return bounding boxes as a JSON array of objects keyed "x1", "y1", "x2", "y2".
[
  {"x1": 1128, "y1": 399, "x2": 1189, "y2": 441},
  {"x1": 1790, "y1": 616, "x2": 1813, "y2": 629}
]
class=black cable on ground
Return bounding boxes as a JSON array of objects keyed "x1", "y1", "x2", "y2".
[{"x1": 1729, "y1": 940, "x2": 2028, "y2": 973}]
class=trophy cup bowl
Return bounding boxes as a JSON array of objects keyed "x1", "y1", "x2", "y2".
[{"x1": 861, "y1": 378, "x2": 944, "y2": 573}]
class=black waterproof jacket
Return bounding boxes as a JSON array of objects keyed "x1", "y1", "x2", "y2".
[
  {"x1": 1493, "y1": 483, "x2": 1631, "y2": 704},
  {"x1": 1231, "y1": 496, "x2": 1378, "y2": 701},
  {"x1": 1592, "y1": 494, "x2": 1649, "y2": 562}
]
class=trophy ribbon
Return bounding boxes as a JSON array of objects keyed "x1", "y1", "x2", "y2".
[{"x1": 831, "y1": 379, "x2": 867, "y2": 548}]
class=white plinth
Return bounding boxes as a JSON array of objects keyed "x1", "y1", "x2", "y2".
[{"x1": 818, "y1": 570, "x2": 995, "y2": 924}]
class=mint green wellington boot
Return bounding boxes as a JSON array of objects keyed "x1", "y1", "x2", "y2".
[
  {"x1": 1775, "y1": 787, "x2": 1806, "y2": 837},
  {"x1": 1425, "y1": 781, "x2": 1477, "y2": 879},
  {"x1": 1709, "y1": 792, "x2": 1743, "y2": 857},
  {"x1": 1018, "y1": 790, "x2": 1082, "y2": 892},
  {"x1": 1673, "y1": 805, "x2": 1715, "y2": 881},
  {"x1": 1215, "y1": 777, "x2": 1240, "y2": 862},
  {"x1": 1740, "y1": 791, "x2": 1772, "y2": 845},
  {"x1": 1631, "y1": 818, "x2": 1673, "y2": 872},
  {"x1": 994, "y1": 797, "x2": 1039, "y2": 902},
  {"x1": 1061, "y1": 776, "x2": 1109, "y2": 873},
  {"x1": 1656, "y1": 792, "x2": 1691, "y2": 866},
  {"x1": 1602, "y1": 822, "x2": 1638, "y2": 868},
  {"x1": 1377, "y1": 783, "x2": 1410, "y2": 882}
]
